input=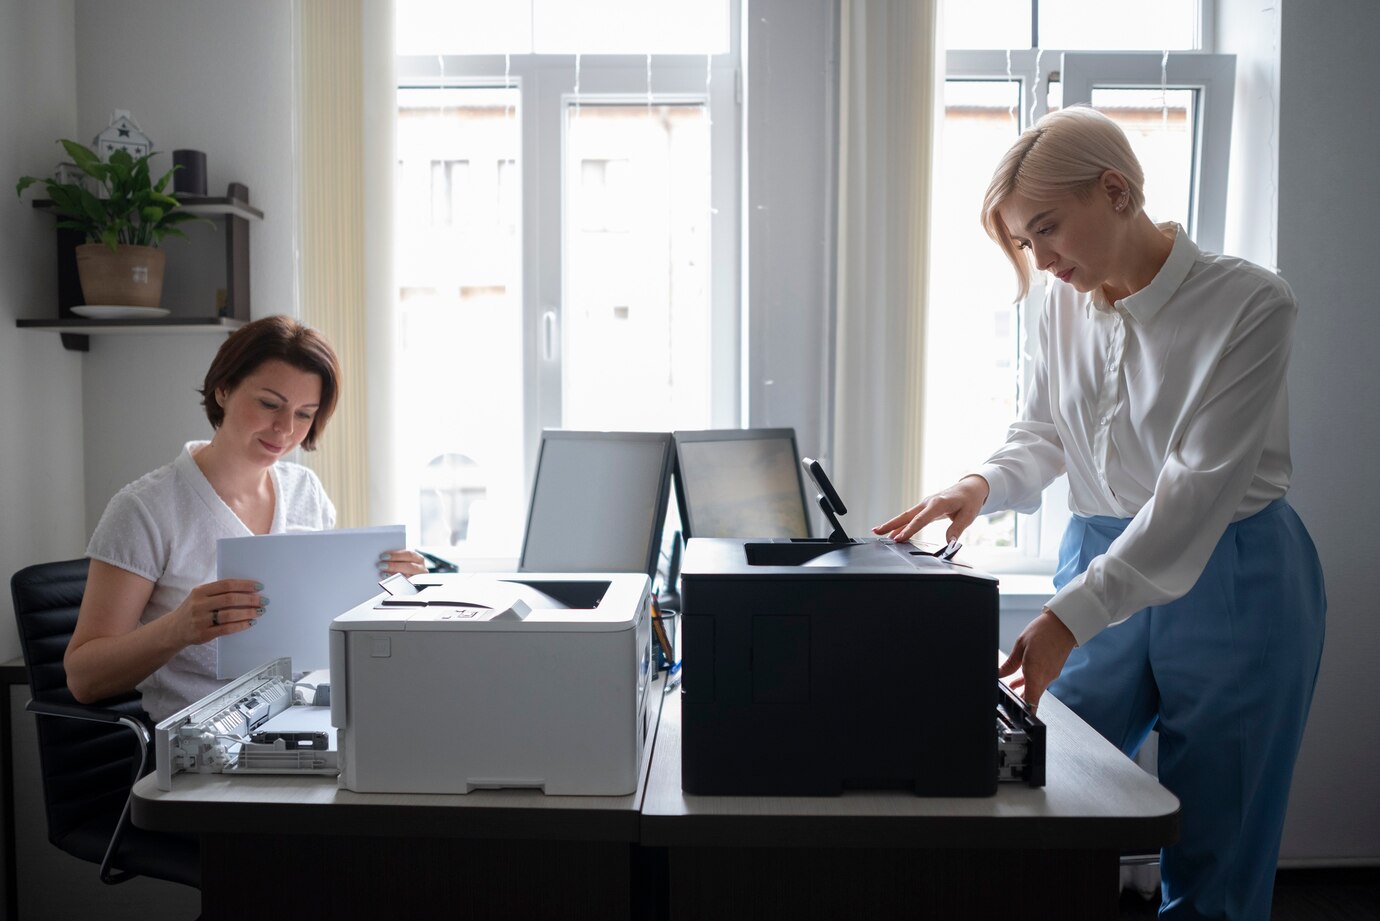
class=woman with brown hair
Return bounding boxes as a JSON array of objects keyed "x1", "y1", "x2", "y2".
[{"x1": 66, "y1": 315, "x2": 423, "y2": 722}]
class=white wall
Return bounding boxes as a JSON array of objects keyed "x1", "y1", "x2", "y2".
[
  {"x1": 73, "y1": 0, "x2": 298, "y2": 529},
  {"x1": 0, "y1": 0, "x2": 86, "y2": 660},
  {"x1": 1271, "y1": 0, "x2": 1380, "y2": 864}
]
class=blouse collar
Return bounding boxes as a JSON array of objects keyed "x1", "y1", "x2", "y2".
[{"x1": 1095, "y1": 222, "x2": 1198, "y2": 324}]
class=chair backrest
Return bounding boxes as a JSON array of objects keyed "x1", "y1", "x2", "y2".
[{"x1": 10, "y1": 559, "x2": 149, "y2": 853}]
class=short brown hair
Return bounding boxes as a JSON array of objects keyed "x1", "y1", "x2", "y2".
[{"x1": 199, "y1": 315, "x2": 341, "y2": 451}]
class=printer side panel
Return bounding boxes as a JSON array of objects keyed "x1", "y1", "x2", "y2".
[
  {"x1": 337, "y1": 622, "x2": 645, "y2": 796},
  {"x1": 681, "y1": 574, "x2": 998, "y2": 796}
]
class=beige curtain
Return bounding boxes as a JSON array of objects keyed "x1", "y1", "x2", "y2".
[
  {"x1": 297, "y1": 0, "x2": 397, "y2": 528},
  {"x1": 832, "y1": 0, "x2": 941, "y2": 528}
]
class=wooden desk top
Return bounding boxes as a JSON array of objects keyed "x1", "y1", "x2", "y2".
[
  {"x1": 1, "y1": 657, "x2": 27, "y2": 686},
  {"x1": 640, "y1": 685, "x2": 1179, "y2": 851},
  {"x1": 131, "y1": 672, "x2": 669, "y2": 844},
  {"x1": 132, "y1": 666, "x2": 1178, "y2": 852}
]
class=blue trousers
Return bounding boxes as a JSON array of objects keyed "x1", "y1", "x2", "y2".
[{"x1": 1047, "y1": 498, "x2": 1325, "y2": 921}]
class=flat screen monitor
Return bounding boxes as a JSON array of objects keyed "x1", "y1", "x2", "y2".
[
  {"x1": 673, "y1": 428, "x2": 812, "y2": 539},
  {"x1": 519, "y1": 430, "x2": 675, "y2": 579}
]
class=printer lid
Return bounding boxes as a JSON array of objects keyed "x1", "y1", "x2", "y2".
[
  {"x1": 680, "y1": 537, "x2": 998, "y2": 584},
  {"x1": 332, "y1": 571, "x2": 650, "y2": 633}
]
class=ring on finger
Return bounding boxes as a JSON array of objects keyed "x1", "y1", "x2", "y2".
[{"x1": 211, "y1": 610, "x2": 220, "y2": 627}]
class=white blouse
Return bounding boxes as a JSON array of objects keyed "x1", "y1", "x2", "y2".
[
  {"x1": 87, "y1": 441, "x2": 336, "y2": 721},
  {"x1": 973, "y1": 225, "x2": 1295, "y2": 646}
]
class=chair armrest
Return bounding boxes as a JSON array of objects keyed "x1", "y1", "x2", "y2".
[
  {"x1": 25, "y1": 695, "x2": 153, "y2": 884},
  {"x1": 26, "y1": 699, "x2": 130, "y2": 724},
  {"x1": 25, "y1": 699, "x2": 152, "y2": 752}
]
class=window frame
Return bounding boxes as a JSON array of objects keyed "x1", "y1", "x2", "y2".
[
  {"x1": 1061, "y1": 51, "x2": 1237, "y2": 252},
  {"x1": 394, "y1": 31, "x2": 740, "y2": 557}
]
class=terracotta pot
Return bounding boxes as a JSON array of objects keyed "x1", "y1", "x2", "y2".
[{"x1": 74, "y1": 243, "x2": 167, "y2": 308}]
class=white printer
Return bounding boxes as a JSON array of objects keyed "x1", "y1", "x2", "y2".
[{"x1": 329, "y1": 572, "x2": 653, "y2": 796}]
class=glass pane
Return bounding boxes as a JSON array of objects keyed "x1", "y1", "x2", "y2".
[
  {"x1": 533, "y1": 0, "x2": 730, "y2": 54},
  {"x1": 923, "y1": 80, "x2": 1024, "y2": 549},
  {"x1": 1039, "y1": 0, "x2": 1200, "y2": 51},
  {"x1": 563, "y1": 103, "x2": 712, "y2": 431},
  {"x1": 396, "y1": 87, "x2": 526, "y2": 555},
  {"x1": 396, "y1": 0, "x2": 533, "y2": 55},
  {"x1": 1089, "y1": 87, "x2": 1196, "y2": 232},
  {"x1": 945, "y1": 0, "x2": 1032, "y2": 51}
]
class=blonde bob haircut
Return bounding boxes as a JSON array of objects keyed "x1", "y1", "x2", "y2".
[{"x1": 981, "y1": 106, "x2": 1146, "y2": 301}]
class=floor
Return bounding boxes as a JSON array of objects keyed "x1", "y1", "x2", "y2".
[{"x1": 1118, "y1": 868, "x2": 1380, "y2": 920}]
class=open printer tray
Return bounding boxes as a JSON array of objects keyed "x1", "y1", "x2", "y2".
[
  {"x1": 997, "y1": 679, "x2": 1046, "y2": 786},
  {"x1": 154, "y1": 657, "x2": 338, "y2": 790}
]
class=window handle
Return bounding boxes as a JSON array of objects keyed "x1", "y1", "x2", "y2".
[{"x1": 542, "y1": 310, "x2": 559, "y2": 362}]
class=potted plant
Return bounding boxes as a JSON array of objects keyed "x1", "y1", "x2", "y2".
[{"x1": 16, "y1": 139, "x2": 203, "y2": 310}]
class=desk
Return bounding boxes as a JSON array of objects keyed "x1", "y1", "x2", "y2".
[
  {"x1": 640, "y1": 688, "x2": 1179, "y2": 920},
  {"x1": 131, "y1": 673, "x2": 669, "y2": 921},
  {"x1": 132, "y1": 670, "x2": 1178, "y2": 921},
  {"x1": 1, "y1": 657, "x2": 27, "y2": 921}
]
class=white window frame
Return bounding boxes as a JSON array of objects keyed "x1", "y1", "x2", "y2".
[
  {"x1": 396, "y1": 43, "x2": 740, "y2": 538},
  {"x1": 1061, "y1": 51, "x2": 1236, "y2": 252},
  {"x1": 943, "y1": 40, "x2": 1235, "y2": 575}
]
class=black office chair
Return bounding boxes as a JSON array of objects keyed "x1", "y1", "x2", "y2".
[{"x1": 11, "y1": 558, "x2": 199, "y2": 889}]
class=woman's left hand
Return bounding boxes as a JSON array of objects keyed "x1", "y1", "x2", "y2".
[
  {"x1": 997, "y1": 607, "x2": 1077, "y2": 714},
  {"x1": 379, "y1": 549, "x2": 428, "y2": 577}
]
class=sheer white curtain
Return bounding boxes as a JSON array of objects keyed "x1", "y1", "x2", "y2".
[
  {"x1": 297, "y1": 0, "x2": 398, "y2": 528},
  {"x1": 832, "y1": 0, "x2": 942, "y2": 530}
]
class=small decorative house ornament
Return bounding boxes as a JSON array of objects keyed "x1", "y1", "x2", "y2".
[
  {"x1": 93, "y1": 109, "x2": 151, "y2": 160},
  {"x1": 53, "y1": 161, "x2": 92, "y2": 192}
]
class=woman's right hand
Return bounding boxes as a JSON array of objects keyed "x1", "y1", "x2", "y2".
[
  {"x1": 170, "y1": 579, "x2": 265, "y2": 647},
  {"x1": 872, "y1": 474, "x2": 991, "y2": 544}
]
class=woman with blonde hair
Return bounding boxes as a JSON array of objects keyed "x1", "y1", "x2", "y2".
[{"x1": 876, "y1": 107, "x2": 1325, "y2": 920}]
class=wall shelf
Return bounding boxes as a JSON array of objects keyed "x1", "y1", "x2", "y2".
[
  {"x1": 20, "y1": 192, "x2": 262, "y2": 351},
  {"x1": 15, "y1": 316, "x2": 246, "y2": 352}
]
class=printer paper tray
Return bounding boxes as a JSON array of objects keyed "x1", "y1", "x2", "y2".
[{"x1": 155, "y1": 657, "x2": 340, "y2": 789}]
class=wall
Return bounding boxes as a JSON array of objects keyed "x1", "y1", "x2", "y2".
[
  {"x1": 1272, "y1": 0, "x2": 1380, "y2": 863},
  {"x1": 0, "y1": 1, "x2": 87, "y2": 660},
  {"x1": 74, "y1": 0, "x2": 298, "y2": 530}
]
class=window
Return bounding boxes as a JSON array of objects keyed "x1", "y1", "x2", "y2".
[
  {"x1": 394, "y1": 1, "x2": 738, "y2": 558},
  {"x1": 926, "y1": 1, "x2": 1231, "y2": 571}
]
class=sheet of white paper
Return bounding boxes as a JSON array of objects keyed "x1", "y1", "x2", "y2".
[{"x1": 216, "y1": 525, "x2": 405, "y2": 678}]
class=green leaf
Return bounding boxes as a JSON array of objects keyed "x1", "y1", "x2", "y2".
[
  {"x1": 78, "y1": 188, "x2": 108, "y2": 225},
  {"x1": 59, "y1": 140, "x2": 103, "y2": 176},
  {"x1": 16, "y1": 176, "x2": 38, "y2": 197},
  {"x1": 46, "y1": 184, "x2": 85, "y2": 218},
  {"x1": 100, "y1": 229, "x2": 119, "y2": 252},
  {"x1": 141, "y1": 206, "x2": 164, "y2": 224}
]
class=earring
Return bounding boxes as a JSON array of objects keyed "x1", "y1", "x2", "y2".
[{"x1": 1114, "y1": 191, "x2": 1129, "y2": 213}]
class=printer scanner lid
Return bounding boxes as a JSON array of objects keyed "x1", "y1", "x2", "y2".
[
  {"x1": 332, "y1": 571, "x2": 650, "y2": 633},
  {"x1": 681, "y1": 537, "x2": 998, "y2": 584}
]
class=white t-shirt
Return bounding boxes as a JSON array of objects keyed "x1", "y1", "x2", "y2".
[
  {"x1": 86, "y1": 441, "x2": 336, "y2": 722},
  {"x1": 973, "y1": 224, "x2": 1295, "y2": 646}
]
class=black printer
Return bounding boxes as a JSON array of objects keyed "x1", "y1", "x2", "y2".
[{"x1": 679, "y1": 535, "x2": 1002, "y2": 796}]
